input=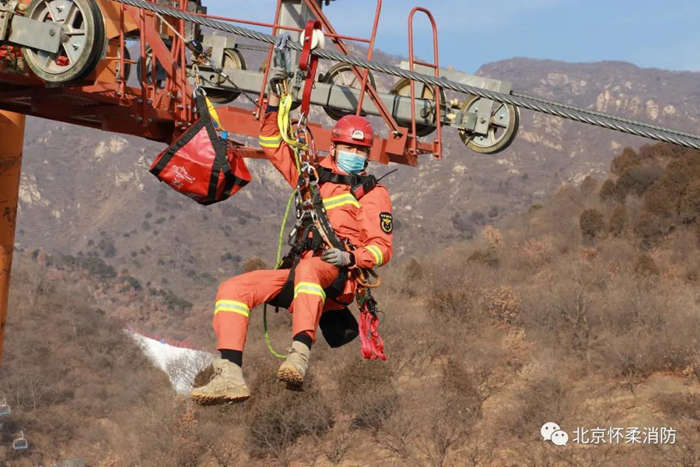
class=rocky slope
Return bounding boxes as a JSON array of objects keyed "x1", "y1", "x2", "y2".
[{"x1": 12, "y1": 58, "x2": 700, "y2": 309}]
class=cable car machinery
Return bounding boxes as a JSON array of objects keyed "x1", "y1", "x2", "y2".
[{"x1": 1, "y1": 0, "x2": 700, "y2": 362}]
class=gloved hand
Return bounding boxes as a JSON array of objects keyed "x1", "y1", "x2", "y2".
[
  {"x1": 321, "y1": 248, "x2": 355, "y2": 267},
  {"x1": 268, "y1": 66, "x2": 288, "y2": 96}
]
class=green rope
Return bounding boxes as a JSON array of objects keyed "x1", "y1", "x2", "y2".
[
  {"x1": 263, "y1": 304, "x2": 288, "y2": 360},
  {"x1": 263, "y1": 187, "x2": 296, "y2": 360},
  {"x1": 263, "y1": 94, "x2": 305, "y2": 360},
  {"x1": 275, "y1": 189, "x2": 297, "y2": 268}
]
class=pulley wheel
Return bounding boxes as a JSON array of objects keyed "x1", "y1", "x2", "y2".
[
  {"x1": 458, "y1": 95, "x2": 519, "y2": 154},
  {"x1": 320, "y1": 62, "x2": 376, "y2": 120},
  {"x1": 22, "y1": 0, "x2": 106, "y2": 84},
  {"x1": 390, "y1": 77, "x2": 446, "y2": 137},
  {"x1": 206, "y1": 48, "x2": 247, "y2": 104}
]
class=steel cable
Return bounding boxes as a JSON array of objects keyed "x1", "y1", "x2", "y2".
[{"x1": 113, "y1": 0, "x2": 700, "y2": 149}]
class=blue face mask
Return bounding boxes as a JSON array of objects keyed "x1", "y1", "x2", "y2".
[{"x1": 336, "y1": 150, "x2": 367, "y2": 174}]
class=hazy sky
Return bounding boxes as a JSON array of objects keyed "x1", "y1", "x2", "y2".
[{"x1": 204, "y1": 0, "x2": 700, "y2": 72}]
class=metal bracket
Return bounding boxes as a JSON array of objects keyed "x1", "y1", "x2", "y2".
[
  {"x1": 460, "y1": 110, "x2": 478, "y2": 132},
  {"x1": 201, "y1": 34, "x2": 236, "y2": 70},
  {"x1": 7, "y1": 15, "x2": 61, "y2": 54},
  {"x1": 399, "y1": 60, "x2": 512, "y2": 135},
  {"x1": 0, "y1": 10, "x2": 11, "y2": 41},
  {"x1": 474, "y1": 101, "x2": 491, "y2": 135},
  {"x1": 0, "y1": 0, "x2": 17, "y2": 41}
]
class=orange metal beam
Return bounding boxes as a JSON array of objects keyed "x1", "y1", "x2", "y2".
[{"x1": 0, "y1": 110, "x2": 25, "y2": 365}]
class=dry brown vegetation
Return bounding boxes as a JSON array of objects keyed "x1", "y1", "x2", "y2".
[{"x1": 2, "y1": 143, "x2": 699, "y2": 465}]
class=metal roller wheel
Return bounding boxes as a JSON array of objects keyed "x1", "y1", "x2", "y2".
[
  {"x1": 320, "y1": 62, "x2": 376, "y2": 120},
  {"x1": 390, "y1": 77, "x2": 446, "y2": 137},
  {"x1": 205, "y1": 48, "x2": 247, "y2": 104},
  {"x1": 22, "y1": 0, "x2": 106, "y2": 84},
  {"x1": 458, "y1": 95, "x2": 519, "y2": 154}
]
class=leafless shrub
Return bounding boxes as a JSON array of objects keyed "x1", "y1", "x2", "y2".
[
  {"x1": 580, "y1": 208, "x2": 605, "y2": 241},
  {"x1": 519, "y1": 261, "x2": 601, "y2": 359},
  {"x1": 634, "y1": 253, "x2": 660, "y2": 276},
  {"x1": 609, "y1": 204, "x2": 628, "y2": 236},
  {"x1": 616, "y1": 165, "x2": 663, "y2": 198},
  {"x1": 611, "y1": 147, "x2": 642, "y2": 175},
  {"x1": 246, "y1": 389, "x2": 334, "y2": 464},
  {"x1": 467, "y1": 246, "x2": 500, "y2": 267},
  {"x1": 498, "y1": 366, "x2": 567, "y2": 439},
  {"x1": 594, "y1": 279, "x2": 697, "y2": 378},
  {"x1": 653, "y1": 392, "x2": 699, "y2": 420},
  {"x1": 415, "y1": 358, "x2": 484, "y2": 467},
  {"x1": 337, "y1": 359, "x2": 397, "y2": 434},
  {"x1": 377, "y1": 409, "x2": 415, "y2": 460},
  {"x1": 678, "y1": 179, "x2": 700, "y2": 224},
  {"x1": 324, "y1": 430, "x2": 352, "y2": 464},
  {"x1": 599, "y1": 179, "x2": 619, "y2": 202},
  {"x1": 400, "y1": 257, "x2": 424, "y2": 297},
  {"x1": 483, "y1": 285, "x2": 520, "y2": 325},
  {"x1": 633, "y1": 212, "x2": 670, "y2": 249}
]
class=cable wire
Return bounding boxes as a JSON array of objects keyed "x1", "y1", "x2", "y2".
[{"x1": 112, "y1": 0, "x2": 700, "y2": 149}]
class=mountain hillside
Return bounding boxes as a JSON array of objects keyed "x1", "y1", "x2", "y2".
[
  {"x1": 2, "y1": 142, "x2": 698, "y2": 465},
  {"x1": 12, "y1": 58, "x2": 700, "y2": 313}
]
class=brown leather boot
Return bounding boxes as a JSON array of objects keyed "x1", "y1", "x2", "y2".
[
  {"x1": 190, "y1": 358, "x2": 250, "y2": 404},
  {"x1": 276, "y1": 341, "x2": 310, "y2": 386}
]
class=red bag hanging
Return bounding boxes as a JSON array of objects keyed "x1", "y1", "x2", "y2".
[{"x1": 149, "y1": 90, "x2": 251, "y2": 205}]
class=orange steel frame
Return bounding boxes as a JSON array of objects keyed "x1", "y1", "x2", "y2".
[
  {"x1": 408, "y1": 7, "x2": 442, "y2": 159},
  {"x1": 0, "y1": 0, "x2": 445, "y2": 361},
  {"x1": 1, "y1": 0, "x2": 443, "y2": 159},
  {"x1": 0, "y1": 111, "x2": 25, "y2": 364}
]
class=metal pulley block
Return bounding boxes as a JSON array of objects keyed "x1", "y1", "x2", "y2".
[
  {"x1": 196, "y1": 34, "x2": 247, "y2": 104},
  {"x1": 18, "y1": 0, "x2": 106, "y2": 85},
  {"x1": 389, "y1": 77, "x2": 446, "y2": 136},
  {"x1": 457, "y1": 95, "x2": 520, "y2": 154}
]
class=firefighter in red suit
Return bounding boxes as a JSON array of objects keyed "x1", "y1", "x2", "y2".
[{"x1": 191, "y1": 77, "x2": 394, "y2": 404}]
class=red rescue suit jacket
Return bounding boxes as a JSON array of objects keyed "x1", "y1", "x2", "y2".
[{"x1": 258, "y1": 110, "x2": 394, "y2": 300}]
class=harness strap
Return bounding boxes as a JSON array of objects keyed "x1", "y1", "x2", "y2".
[
  {"x1": 316, "y1": 166, "x2": 378, "y2": 200},
  {"x1": 267, "y1": 262, "x2": 350, "y2": 309}
]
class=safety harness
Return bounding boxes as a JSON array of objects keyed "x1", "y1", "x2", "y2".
[
  {"x1": 266, "y1": 167, "x2": 380, "y2": 311},
  {"x1": 263, "y1": 23, "x2": 386, "y2": 360}
]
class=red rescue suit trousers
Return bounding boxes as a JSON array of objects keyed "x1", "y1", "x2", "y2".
[{"x1": 213, "y1": 255, "x2": 347, "y2": 351}]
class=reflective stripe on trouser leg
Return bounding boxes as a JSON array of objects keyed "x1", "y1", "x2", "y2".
[
  {"x1": 290, "y1": 257, "x2": 341, "y2": 341},
  {"x1": 213, "y1": 268, "x2": 288, "y2": 351}
]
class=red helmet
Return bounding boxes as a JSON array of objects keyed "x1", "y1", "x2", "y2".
[{"x1": 331, "y1": 115, "x2": 373, "y2": 148}]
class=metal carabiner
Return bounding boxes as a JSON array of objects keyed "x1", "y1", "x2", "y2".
[{"x1": 356, "y1": 268, "x2": 382, "y2": 288}]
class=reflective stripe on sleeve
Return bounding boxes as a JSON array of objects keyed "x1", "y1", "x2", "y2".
[
  {"x1": 293, "y1": 281, "x2": 326, "y2": 300},
  {"x1": 214, "y1": 299, "x2": 250, "y2": 318},
  {"x1": 258, "y1": 134, "x2": 282, "y2": 148},
  {"x1": 322, "y1": 193, "x2": 360, "y2": 210},
  {"x1": 365, "y1": 245, "x2": 384, "y2": 266}
]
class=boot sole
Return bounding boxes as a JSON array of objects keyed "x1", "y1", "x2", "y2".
[
  {"x1": 277, "y1": 367, "x2": 304, "y2": 386},
  {"x1": 190, "y1": 391, "x2": 250, "y2": 405}
]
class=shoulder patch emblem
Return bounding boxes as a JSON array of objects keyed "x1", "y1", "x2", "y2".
[{"x1": 379, "y1": 212, "x2": 393, "y2": 234}]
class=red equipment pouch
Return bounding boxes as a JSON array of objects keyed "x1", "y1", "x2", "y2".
[
  {"x1": 359, "y1": 309, "x2": 386, "y2": 361},
  {"x1": 149, "y1": 91, "x2": 251, "y2": 205}
]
